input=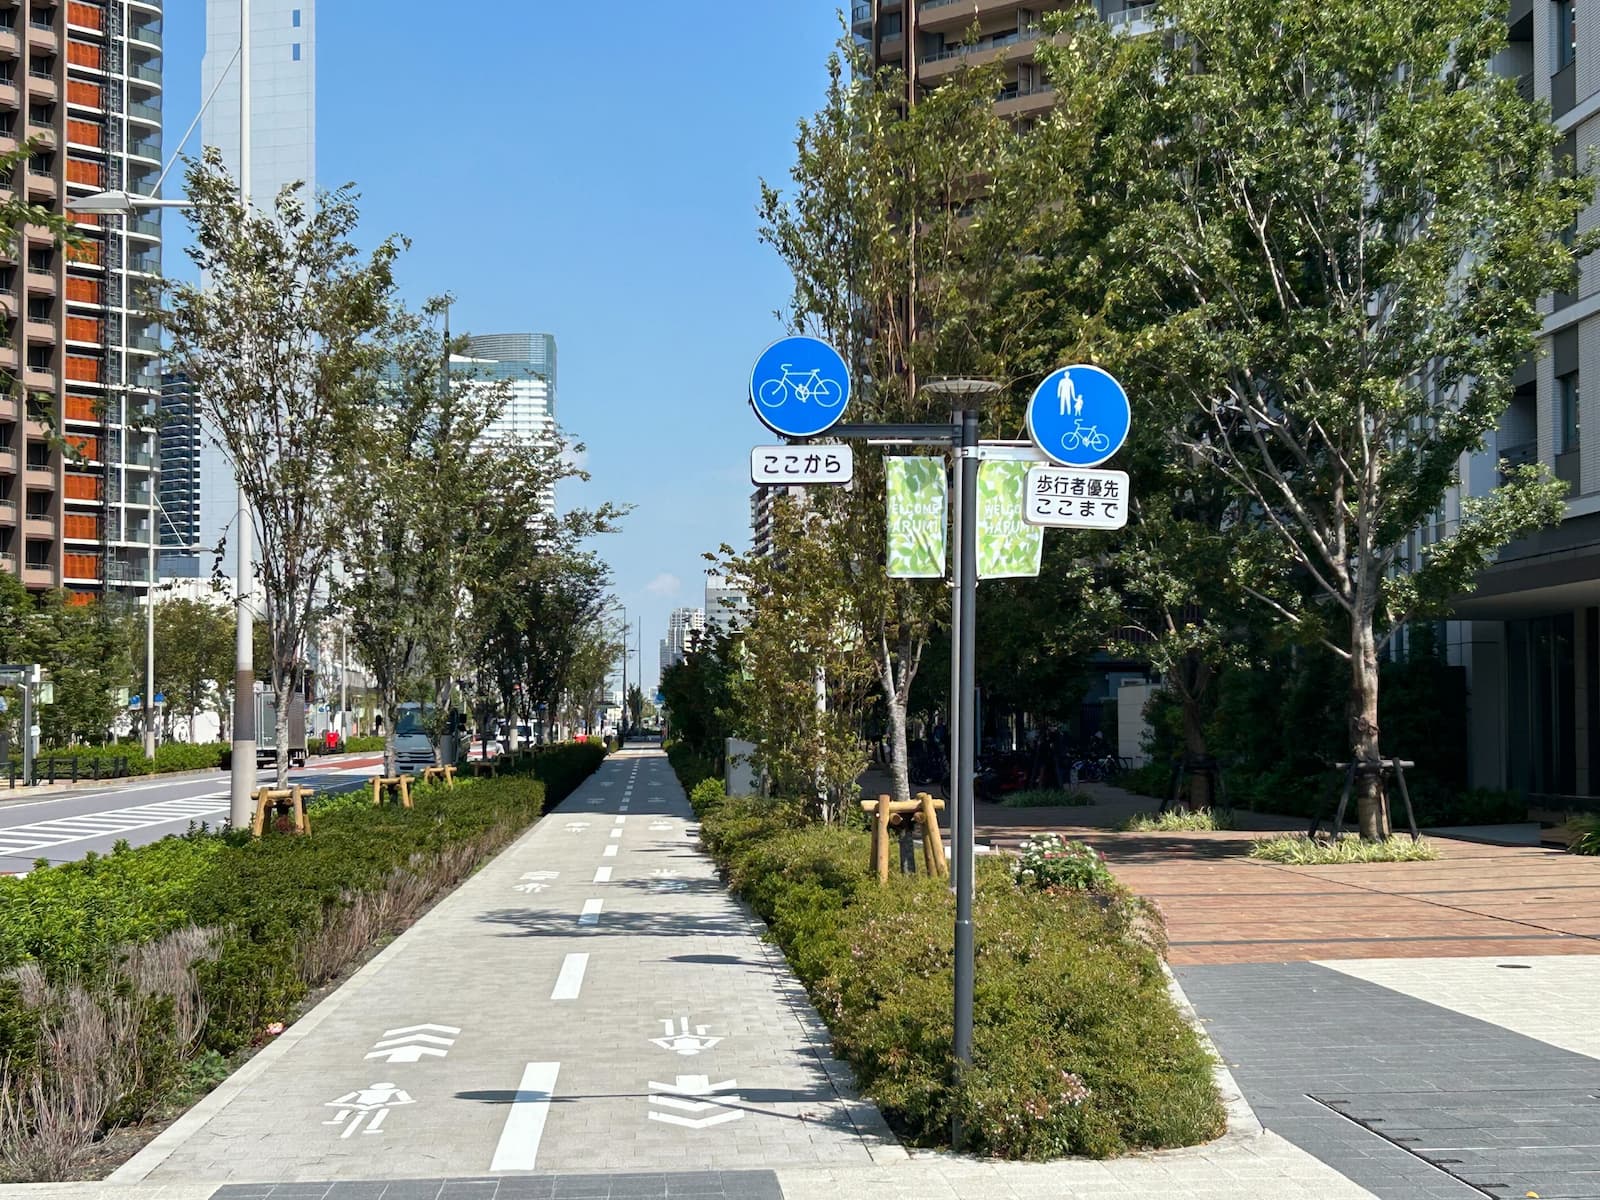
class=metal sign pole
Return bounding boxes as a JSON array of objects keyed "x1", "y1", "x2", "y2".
[
  {"x1": 946, "y1": 431, "x2": 963, "y2": 889},
  {"x1": 23, "y1": 664, "x2": 37, "y2": 787},
  {"x1": 952, "y1": 407, "x2": 980, "y2": 1142}
]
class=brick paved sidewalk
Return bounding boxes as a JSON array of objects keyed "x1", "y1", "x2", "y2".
[{"x1": 978, "y1": 794, "x2": 1600, "y2": 964}]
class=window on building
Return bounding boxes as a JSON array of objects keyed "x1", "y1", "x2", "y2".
[
  {"x1": 25, "y1": 346, "x2": 50, "y2": 372},
  {"x1": 1560, "y1": 370, "x2": 1581, "y2": 452},
  {"x1": 27, "y1": 246, "x2": 51, "y2": 273},
  {"x1": 291, "y1": 8, "x2": 301, "y2": 26},
  {"x1": 26, "y1": 296, "x2": 49, "y2": 322},
  {"x1": 880, "y1": 12, "x2": 901, "y2": 35},
  {"x1": 291, "y1": 42, "x2": 300, "y2": 61},
  {"x1": 1557, "y1": 0, "x2": 1578, "y2": 69}
]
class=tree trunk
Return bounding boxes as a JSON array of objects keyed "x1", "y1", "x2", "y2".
[
  {"x1": 274, "y1": 681, "x2": 291, "y2": 789},
  {"x1": 1180, "y1": 689, "x2": 1212, "y2": 811},
  {"x1": 380, "y1": 681, "x2": 397, "y2": 778},
  {"x1": 1349, "y1": 618, "x2": 1390, "y2": 840},
  {"x1": 885, "y1": 685, "x2": 911, "y2": 805}
]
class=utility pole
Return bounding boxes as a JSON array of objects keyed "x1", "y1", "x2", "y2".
[
  {"x1": 618, "y1": 604, "x2": 627, "y2": 739},
  {"x1": 228, "y1": 0, "x2": 256, "y2": 829}
]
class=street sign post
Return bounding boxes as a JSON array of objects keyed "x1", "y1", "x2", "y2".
[
  {"x1": 1026, "y1": 364, "x2": 1131, "y2": 468},
  {"x1": 1023, "y1": 466, "x2": 1131, "y2": 530},
  {"x1": 749, "y1": 336, "x2": 851, "y2": 439},
  {"x1": 750, "y1": 444, "x2": 853, "y2": 485}
]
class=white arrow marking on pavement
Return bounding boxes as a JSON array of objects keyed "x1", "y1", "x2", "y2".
[
  {"x1": 647, "y1": 1075, "x2": 744, "y2": 1129},
  {"x1": 489, "y1": 1062, "x2": 560, "y2": 1171},
  {"x1": 381, "y1": 1024, "x2": 461, "y2": 1037},
  {"x1": 565, "y1": 822, "x2": 590, "y2": 832},
  {"x1": 579, "y1": 899, "x2": 603, "y2": 925},
  {"x1": 374, "y1": 1033, "x2": 454, "y2": 1048},
  {"x1": 551, "y1": 953, "x2": 589, "y2": 1001},
  {"x1": 603, "y1": 844, "x2": 618, "y2": 858},
  {"x1": 593, "y1": 866, "x2": 612, "y2": 883},
  {"x1": 365, "y1": 1044, "x2": 447, "y2": 1063}
]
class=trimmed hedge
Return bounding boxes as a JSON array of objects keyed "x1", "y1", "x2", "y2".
[
  {"x1": 683, "y1": 776, "x2": 1225, "y2": 1159},
  {"x1": 0, "y1": 740, "x2": 605, "y2": 1179}
]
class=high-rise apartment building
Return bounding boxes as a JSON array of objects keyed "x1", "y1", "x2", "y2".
[
  {"x1": 854, "y1": 1, "x2": 1151, "y2": 108},
  {"x1": 0, "y1": 1, "x2": 165, "y2": 602},
  {"x1": 159, "y1": 0, "x2": 313, "y2": 576},
  {"x1": 453, "y1": 333, "x2": 557, "y2": 448},
  {"x1": 660, "y1": 606, "x2": 706, "y2": 678}
]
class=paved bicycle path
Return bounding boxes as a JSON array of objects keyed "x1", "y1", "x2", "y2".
[{"x1": 118, "y1": 749, "x2": 896, "y2": 1182}]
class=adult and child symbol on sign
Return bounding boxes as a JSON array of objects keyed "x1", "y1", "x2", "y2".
[{"x1": 1055, "y1": 372, "x2": 1111, "y2": 455}]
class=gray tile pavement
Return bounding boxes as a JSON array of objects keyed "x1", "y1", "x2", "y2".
[
  {"x1": 115, "y1": 750, "x2": 898, "y2": 1183},
  {"x1": 1177, "y1": 960, "x2": 1600, "y2": 1200}
]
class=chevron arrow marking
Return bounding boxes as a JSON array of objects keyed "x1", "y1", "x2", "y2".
[
  {"x1": 365, "y1": 1044, "x2": 448, "y2": 1063},
  {"x1": 648, "y1": 1109, "x2": 744, "y2": 1129},
  {"x1": 381, "y1": 1024, "x2": 461, "y2": 1037}
]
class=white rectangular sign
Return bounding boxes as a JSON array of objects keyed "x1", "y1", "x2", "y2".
[
  {"x1": 751, "y1": 444, "x2": 853, "y2": 486},
  {"x1": 1023, "y1": 466, "x2": 1131, "y2": 530}
]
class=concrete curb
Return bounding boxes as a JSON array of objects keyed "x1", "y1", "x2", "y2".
[{"x1": 1160, "y1": 960, "x2": 1264, "y2": 1140}]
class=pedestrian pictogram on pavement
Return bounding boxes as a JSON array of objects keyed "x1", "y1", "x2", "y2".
[
  {"x1": 651, "y1": 1017, "x2": 723, "y2": 1057},
  {"x1": 514, "y1": 870, "x2": 558, "y2": 894},
  {"x1": 364, "y1": 1023, "x2": 460, "y2": 1064},
  {"x1": 647, "y1": 1075, "x2": 745, "y2": 1129},
  {"x1": 323, "y1": 1082, "x2": 415, "y2": 1138}
]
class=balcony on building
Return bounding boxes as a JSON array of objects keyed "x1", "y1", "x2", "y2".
[
  {"x1": 128, "y1": 16, "x2": 160, "y2": 55},
  {"x1": 22, "y1": 445, "x2": 52, "y2": 492},
  {"x1": 27, "y1": 55, "x2": 56, "y2": 102},
  {"x1": 24, "y1": 542, "x2": 57, "y2": 589},
  {"x1": 63, "y1": 469, "x2": 101, "y2": 505},
  {"x1": 28, "y1": 9, "x2": 58, "y2": 55},
  {"x1": 65, "y1": 77, "x2": 101, "y2": 112},
  {"x1": 61, "y1": 549, "x2": 100, "y2": 586},
  {"x1": 65, "y1": 1, "x2": 103, "y2": 36},
  {"x1": 62, "y1": 510, "x2": 98, "y2": 542},
  {"x1": 63, "y1": 392, "x2": 97, "y2": 425},
  {"x1": 0, "y1": 6, "x2": 17, "y2": 60},
  {"x1": 23, "y1": 496, "x2": 54, "y2": 540},
  {"x1": 0, "y1": 441, "x2": 16, "y2": 476}
]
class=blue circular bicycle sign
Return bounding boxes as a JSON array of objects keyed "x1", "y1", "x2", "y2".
[
  {"x1": 1026, "y1": 364, "x2": 1131, "y2": 468},
  {"x1": 749, "y1": 335, "x2": 851, "y2": 438}
]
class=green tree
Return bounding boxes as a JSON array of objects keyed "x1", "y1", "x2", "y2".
[
  {"x1": 626, "y1": 684, "x2": 643, "y2": 735},
  {"x1": 1070, "y1": 0, "x2": 1589, "y2": 836},
  {"x1": 153, "y1": 595, "x2": 235, "y2": 743},
  {"x1": 718, "y1": 498, "x2": 876, "y2": 819},
  {"x1": 759, "y1": 41, "x2": 1062, "y2": 803},
  {"x1": 163, "y1": 148, "x2": 401, "y2": 786},
  {"x1": 24, "y1": 593, "x2": 120, "y2": 747},
  {"x1": 659, "y1": 628, "x2": 737, "y2": 765}
]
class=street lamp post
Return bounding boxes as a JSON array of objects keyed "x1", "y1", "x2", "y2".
[{"x1": 230, "y1": 0, "x2": 256, "y2": 830}]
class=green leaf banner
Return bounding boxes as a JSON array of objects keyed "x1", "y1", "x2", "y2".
[
  {"x1": 885, "y1": 457, "x2": 948, "y2": 579},
  {"x1": 978, "y1": 460, "x2": 1043, "y2": 579}
]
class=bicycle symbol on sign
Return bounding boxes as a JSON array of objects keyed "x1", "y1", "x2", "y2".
[
  {"x1": 757, "y1": 365, "x2": 844, "y2": 410},
  {"x1": 1060, "y1": 420, "x2": 1111, "y2": 454}
]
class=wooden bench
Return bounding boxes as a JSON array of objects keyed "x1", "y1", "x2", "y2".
[
  {"x1": 370, "y1": 774, "x2": 413, "y2": 809},
  {"x1": 421, "y1": 765, "x2": 456, "y2": 788},
  {"x1": 858, "y1": 792, "x2": 948, "y2": 884},
  {"x1": 252, "y1": 784, "x2": 315, "y2": 836}
]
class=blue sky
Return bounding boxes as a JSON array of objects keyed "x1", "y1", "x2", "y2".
[{"x1": 162, "y1": 2, "x2": 847, "y2": 691}]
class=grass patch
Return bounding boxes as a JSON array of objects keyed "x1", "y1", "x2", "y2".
[
  {"x1": 1248, "y1": 833, "x2": 1441, "y2": 864},
  {"x1": 0, "y1": 741, "x2": 606, "y2": 1181},
  {"x1": 1119, "y1": 808, "x2": 1234, "y2": 832},
  {"x1": 999, "y1": 788, "x2": 1092, "y2": 808},
  {"x1": 1564, "y1": 814, "x2": 1600, "y2": 855},
  {"x1": 682, "y1": 775, "x2": 1224, "y2": 1160}
]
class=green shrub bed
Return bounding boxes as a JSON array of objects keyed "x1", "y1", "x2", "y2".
[
  {"x1": 1119, "y1": 808, "x2": 1235, "y2": 833},
  {"x1": 1247, "y1": 833, "x2": 1441, "y2": 864},
  {"x1": 683, "y1": 776, "x2": 1225, "y2": 1160},
  {"x1": 0, "y1": 740, "x2": 605, "y2": 1181}
]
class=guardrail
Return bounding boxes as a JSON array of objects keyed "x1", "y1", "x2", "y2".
[{"x1": 7, "y1": 753, "x2": 132, "y2": 787}]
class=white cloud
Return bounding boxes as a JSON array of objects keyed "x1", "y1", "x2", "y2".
[{"x1": 645, "y1": 573, "x2": 681, "y2": 597}]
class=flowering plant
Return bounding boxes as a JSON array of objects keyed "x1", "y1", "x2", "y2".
[{"x1": 1013, "y1": 834, "x2": 1115, "y2": 892}]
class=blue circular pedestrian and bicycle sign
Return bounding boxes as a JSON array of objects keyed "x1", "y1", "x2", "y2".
[
  {"x1": 749, "y1": 335, "x2": 851, "y2": 439},
  {"x1": 1026, "y1": 364, "x2": 1131, "y2": 468}
]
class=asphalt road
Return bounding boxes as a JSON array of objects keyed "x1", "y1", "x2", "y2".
[{"x1": 0, "y1": 756, "x2": 383, "y2": 875}]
